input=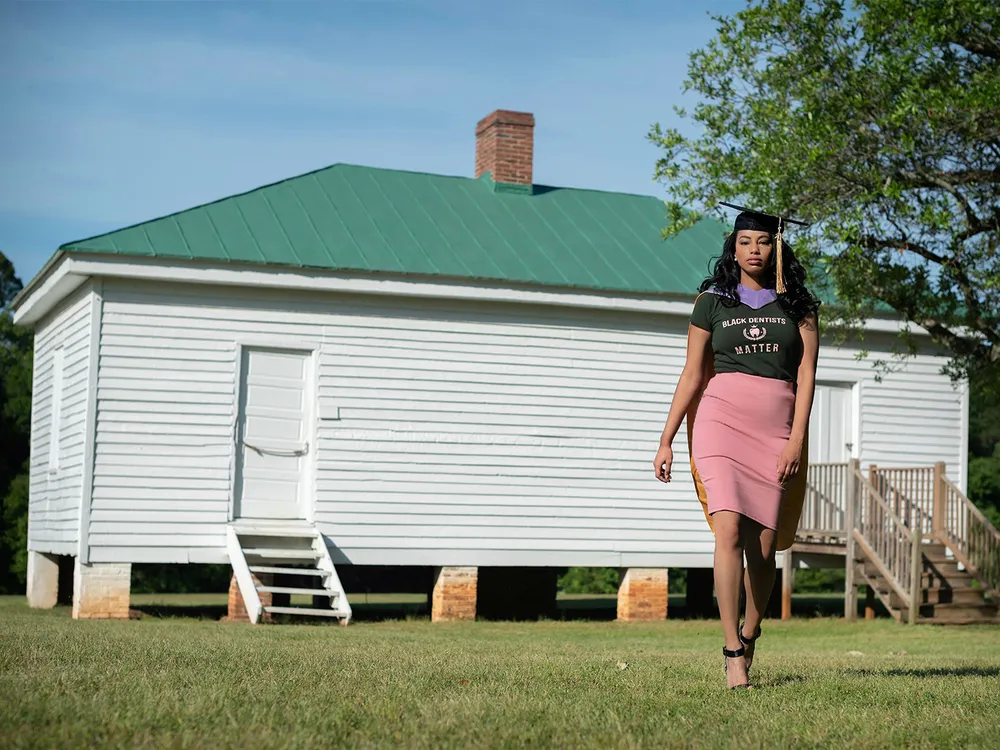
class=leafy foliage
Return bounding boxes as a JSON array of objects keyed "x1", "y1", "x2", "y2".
[
  {"x1": 650, "y1": 0, "x2": 1000, "y2": 391},
  {"x1": 557, "y1": 567, "x2": 688, "y2": 595},
  {"x1": 556, "y1": 567, "x2": 620, "y2": 595},
  {"x1": 131, "y1": 564, "x2": 232, "y2": 594},
  {"x1": 969, "y1": 445, "x2": 1000, "y2": 527},
  {"x1": 1, "y1": 469, "x2": 29, "y2": 588},
  {"x1": 965, "y1": 370, "x2": 1000, "y2": 521},
  {"x1": 0, "y1": 253, "x2": 32, "y2": 592}
]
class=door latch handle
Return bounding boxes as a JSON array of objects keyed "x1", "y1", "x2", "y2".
[{"x1": 244, "y1": 441, "x2": 309, "y2": 457}]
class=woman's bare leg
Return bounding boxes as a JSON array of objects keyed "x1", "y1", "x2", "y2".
[
  {"x1": 713, "y1": 511, "x2": 748, "y2": 688},
  {"x1": 742, "y1": 520, "x2": 777, "y2": 671}
]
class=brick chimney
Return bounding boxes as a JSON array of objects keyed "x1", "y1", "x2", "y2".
[{"x1": 475, "y1": 110, "x2": 534, "y2": 188}]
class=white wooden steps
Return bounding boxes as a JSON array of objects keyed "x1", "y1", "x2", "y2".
[{"x1": 226, "y1": 523, "x2": 352, "y2": 625}]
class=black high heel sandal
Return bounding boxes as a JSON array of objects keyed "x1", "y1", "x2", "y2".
[
  {"x1": 723, "y1": 645, "x2": 751, "y2": 690},
  {"x1": 739, "y1": 623, "x2": 762, "y2": 674}
]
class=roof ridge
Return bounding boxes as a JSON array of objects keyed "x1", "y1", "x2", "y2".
[
  {"x1": 57, "y1": 163, "x2": 484, "y2": 251},
  {"x1": 62, "y1": 164, "x2": 678, "y2": 252},
  {"x1": 48, "y1": 159, "x2": 738, "y2": 302}
]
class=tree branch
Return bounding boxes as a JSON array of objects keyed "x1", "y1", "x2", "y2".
[
  {"x1": 897, "y1": 168, "x2": 1000, "y2": 188},
  {"x1": 866, "y1": 279, "x2": 990, "y2": 358},
  {"x1": 912, "y1": 167, "x2": 979, "y2": 229},
  {"x1": 949, "y1": 35, "x2": 1000, "y2": 61},
  {"x1": 955, "y1": 206, "x2": 1000, "y2": 244},
  {"x1": 858, "y1": 235, "x2": 994, "y2": 346},
  {"x1": 859, "y1": 235, "x2": 945, "y2": 264}
]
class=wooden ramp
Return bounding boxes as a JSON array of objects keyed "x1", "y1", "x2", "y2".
[
  {"x1": 788, "y1": 461, "x2": 1000, "y2": 624},
  {"x1": 226, "y1": 523, "x2": 352, "y2": 624}
]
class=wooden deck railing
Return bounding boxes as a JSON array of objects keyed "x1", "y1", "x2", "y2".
[
  {"x1": 938, "y1": 478, "x2": 1000, "y2": 597},
  {"x1": 869, "y1": 466, "x2": 935, "y2": 538},
  {"x1": 797, "y1": 460, "x2": 999, "y2": 621},
  {"x1": 853, "y1": 466, "x2": 921, "y2": 623},
  {"x1": 800, "y1": 462, "x2": 850, "y2": 537}
]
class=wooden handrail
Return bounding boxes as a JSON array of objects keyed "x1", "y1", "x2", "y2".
[
  {"x1": 855, "y1": 470, "x2": 917, "y2": 543},
  {"x1": 939, "y1": 478, "x2": 1000, "y2": 597},
  {"x1": 853, "y1": 530, "x2": 912, "y2": 604},
  {"x1": 836, "y1": 462, "x2": 1000, "y2": 622},
  {"x1": 869, "y1": 466, "x2": 935, "y2": 538},
  {"x1": 944, "y1": 479, "x2": 1000, "y2": 541},
  {"x1": 853, "y1": 467, "x2": 919, "y2": 620}
]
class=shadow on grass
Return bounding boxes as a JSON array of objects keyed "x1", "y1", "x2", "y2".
[
  {"x1": 333, "y1": 602, "x2": 428, "y2": 623},
  {"x1": 847, "y1": 667, "x2": 1000, "y2": 679},
  {"x1": 757, "y1": 673, "x2": 807, "y2": 688},
  {"x1": 130, "y1": 604, "x2": 228, "y2": 620},
  {"x1": 128, "y1": 592, "x2": 889, "y2": 624},
  {"x1": 129, "y1": 602, "x2": 431, "y2": 623}
]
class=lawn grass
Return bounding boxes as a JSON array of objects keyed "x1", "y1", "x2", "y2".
[
  {"x1": 126, "y1": 590, "x2": 867, "y2": 622},
  {"x1": 2, "y1": 596, "x2": 998, "y2": 749}
]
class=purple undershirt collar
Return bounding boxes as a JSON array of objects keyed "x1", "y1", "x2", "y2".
[{"x1": 706, "y1": 284, "x2": 778, "y2": 310}]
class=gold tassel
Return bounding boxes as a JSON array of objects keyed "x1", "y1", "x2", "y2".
[{"x1": 775, "y1": 218, "x2": 786, "y2": 294}]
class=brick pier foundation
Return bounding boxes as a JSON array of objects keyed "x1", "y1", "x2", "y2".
[
  {"x1": 431, "y1": 566, "x2": 478, "y2": 622},
  {"x1": 72, "y1": 560, "x2": 131, "y2": 619},
  {"x1": 617, "y1": 568, "x2": 669, "y2": 622},
  {"x1": 227, "y1": 573, "x2": 275, "y2": 623}
]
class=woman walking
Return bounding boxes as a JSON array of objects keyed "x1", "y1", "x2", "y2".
[{"x1": 652, "y1": 205, "x2": 820, "y2": 690}]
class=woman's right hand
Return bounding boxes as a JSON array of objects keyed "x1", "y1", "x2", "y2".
[{"x1": 653, "y1": 443, "x2": 673, "y2": 483}]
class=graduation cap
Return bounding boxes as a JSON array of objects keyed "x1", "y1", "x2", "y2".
[{"x1": 719, "y1": 202, "x2": 810, "y2": 295}]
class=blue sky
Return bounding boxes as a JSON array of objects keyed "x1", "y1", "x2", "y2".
[{"x1": 1, "y1": 0, "x2": 743, "y2": 284}]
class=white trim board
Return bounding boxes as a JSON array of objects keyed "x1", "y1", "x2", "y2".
[
  {"x1": 78, "y1": 282, "x2": 103, "y2": 563},
  {"x1": 15, "y1": 253, "x2": 935, "y2": 338}
]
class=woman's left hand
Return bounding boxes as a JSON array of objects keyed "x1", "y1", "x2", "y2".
[{"x1": 777, "y1": 439, "x2": 803, "y2": 484}]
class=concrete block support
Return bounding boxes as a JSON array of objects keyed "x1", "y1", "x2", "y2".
[
  {"x1": 617, "y1": 568, "x2": 669, "y2": 622},
  {"x1": 72, "y1": 560, "x2": 131, "y2": 619},
  {"x1": 431, "y1": 566, "x2": 478, "y2": 622},
  {"x1": 27, "y1": 551, "x2": 60, "y2": 609}
]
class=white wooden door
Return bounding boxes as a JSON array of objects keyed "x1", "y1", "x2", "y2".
[
  {"x1": 808, "y1": 383, "x2": 854, "y2": 463},
  {"x1": 234, "y1": 348, "x2": 312, "y2": 521}
]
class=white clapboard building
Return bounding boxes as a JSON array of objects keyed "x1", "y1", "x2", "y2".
[{"x1": 15, "y1": 110, "x2": 967, "y2": 624}]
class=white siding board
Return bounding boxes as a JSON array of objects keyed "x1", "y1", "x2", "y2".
[
  {"x1": 88, "y1": 534, "x2": 225, "y2": 547},
  {"x1": 26, "y1": 287, "x2": 94, "y2": 554},
  {"x1": 94, "y1": 477, "x2": 231, "y2": 490},
  {"x1": 315, "y1": 536, "x2": 711, "y2": 552},
  {"x1": 87, "y1": 279, "x2": 967, "y2": 565},
  {"x1": 88, "y1": 548, "x2": 230, "y2": 564},
  {"x1": 27, "y1": 541, "x2": 76, "y2": 557},
  {"x1": 90, "y1": 509, "x2": 238, "y2": 524},
  {"x1": 310, "y1": 516, "x2": 709, "y2": 535},
  {"x1": 93, "y1": 490, "x2": 227, "y2": 504},
  {"x1": 317, "y1": 502, "x2": 712, "y2": 520},
  {"x1": 856, "y1": 360, "x2": 965, "y2": 483}
]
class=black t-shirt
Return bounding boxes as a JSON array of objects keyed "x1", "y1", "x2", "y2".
[{"x1": 689, "y1": 292, "x2": 803, "y2": 382}]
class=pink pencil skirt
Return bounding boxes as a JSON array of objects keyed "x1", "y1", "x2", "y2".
[{"x1": 691, "y1": 372, "x2": 796, "y2": 530}]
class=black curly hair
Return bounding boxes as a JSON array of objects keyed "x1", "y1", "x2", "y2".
[{"x1": 698, "y1": 231, "x2": 820, "y2": 323}]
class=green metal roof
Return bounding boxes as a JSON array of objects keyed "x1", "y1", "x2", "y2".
[{"x1": 59, "y1": 164, "x2": 731, "y2": 297}]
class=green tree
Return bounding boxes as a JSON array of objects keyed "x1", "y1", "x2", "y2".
[
  {"x1": 557, "y1": 567, "x2": 620, "y2": 595},
  {"x1": 0, "y1": 252, "x2": 33, "y2": 592},
  {"x1": 650, "y1": 0, "x2": 999, "y2": 391},
  {"x1": 967, "y1": 371, "x2": 1000, "y2": 523}
]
